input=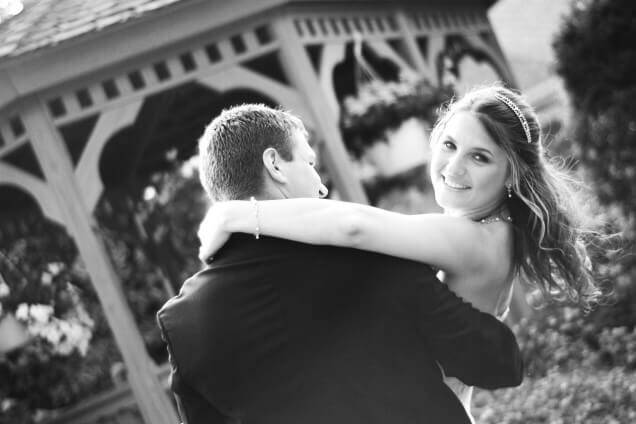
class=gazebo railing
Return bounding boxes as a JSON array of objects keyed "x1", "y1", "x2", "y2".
[{"x1": 42, "y1": 363, "x2": 172, "y2": 424}]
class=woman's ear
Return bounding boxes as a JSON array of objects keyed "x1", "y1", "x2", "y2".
[
  {"x1": 505, "y1": 162, "x2": 514, "y2": 187},
  {"x1": 263, "y1": 147, "x2": 287, "y2": 184}
]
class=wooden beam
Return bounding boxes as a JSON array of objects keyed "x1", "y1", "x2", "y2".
[
  {"x1": 272, "y1": 16, "x2": 368, "y2": 204},
  {"x1": 366, "y1": 39, "x2": 419, "y2": 81},
  {"x1": 393, "y1": 10, "x2": 428, "y2": 76},
  {"x1": 197, "y1": 65, "x2": 316, "y2": 128},
  {"x1": 0, "y1": 162, "x2": 64, "y2": 226},
  {"x1": 426, "y1": 34, "x2": 447, "y2": 87},
  {"x1": 318, "y1": 44, "x2": 346, "y2": 116},
  {"x1": 75, "y1": 100, "x2": 143, "y2": 212},
  {"x1": 0, "y1": 69, "x2": 19, "y2": 110},
  {"x1": 20, "y1": 97, "x2": 179, "y2": 424}
]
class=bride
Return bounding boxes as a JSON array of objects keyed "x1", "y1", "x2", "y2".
[{"x1": 197, "y1": 85, "x2": 602, "y2": 421}]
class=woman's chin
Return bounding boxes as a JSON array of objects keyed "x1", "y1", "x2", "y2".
[
  {"x1": 435, "y1": 193, "x2": 471, "y2": 212},
  {"x1": 437, "y1": 202, "x2": 465, "y2": 214}
]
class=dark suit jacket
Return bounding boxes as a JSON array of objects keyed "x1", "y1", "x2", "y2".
[{"x1": 157, "y1": 234, "x2": 523, "y2": 424}]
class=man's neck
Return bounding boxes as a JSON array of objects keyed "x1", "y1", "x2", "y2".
[{"x1": 252, "y1": 185, "x2": 286, "y2": 201}]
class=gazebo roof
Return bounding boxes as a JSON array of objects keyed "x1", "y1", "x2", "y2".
[
  {"x1": 0, "y1": 0, "x2": 496, "y2": 62},
  {"x1": 0, "y1": 0, "x2": 497, "y2": 111},
  {"x1": 0, "y1": 0, "x2": 191, "y2": 59}
]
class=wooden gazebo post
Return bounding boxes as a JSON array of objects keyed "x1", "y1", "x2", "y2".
[
  {"x1": 273, "y1": 15, "x2": 368, "y2": 204},
  {"x1": 21, "y1": 96, "x2": 179, "y2": 424}
]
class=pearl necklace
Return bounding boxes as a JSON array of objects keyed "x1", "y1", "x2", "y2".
[
  {"x1": 475, "y1": 205, "x2": 513, "y2": 224},
  {"x1": 478, "y1": 213, "x2": 513, "y2": 224}
]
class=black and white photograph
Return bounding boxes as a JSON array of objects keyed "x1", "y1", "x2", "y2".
[{"x1": 0, "y1": 0, "x2": 634, "y2": 423}]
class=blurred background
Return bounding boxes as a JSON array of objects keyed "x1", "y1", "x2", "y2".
[{"x1": 0, "y1": 0, "x2": 634, "y2": 422}]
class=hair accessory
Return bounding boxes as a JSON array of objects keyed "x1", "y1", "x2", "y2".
[
  {"x1": 507, "y1": 184, "x2": 512, "y2": 198},
  {"x1": 250, "y1": 196, "x2": 260, "y2": 239},
  {"x1": 494, "y1": 93, "x2": 533, "y2": 144}
]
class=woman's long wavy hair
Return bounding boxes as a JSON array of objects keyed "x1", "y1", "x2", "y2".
[{"x1": 430, "y1": 85, "x2": 608, "y2": 311}]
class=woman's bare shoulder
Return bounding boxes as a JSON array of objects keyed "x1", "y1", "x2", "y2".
[{"x1": 451, "y1": 222, "x2": 513, "y2": 284}]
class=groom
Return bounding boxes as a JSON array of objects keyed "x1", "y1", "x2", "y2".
[{"x1": 157, "y1": 104, "x2": 523, "y2": 424}]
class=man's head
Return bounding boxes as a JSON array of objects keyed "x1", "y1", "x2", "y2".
[{"x1": 199, "y1": 104, "x2": 328, "y2": 201}]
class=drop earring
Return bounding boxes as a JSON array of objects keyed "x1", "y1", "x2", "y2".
[{"x1": 506, "y1": 185, "x2": 512, "y2": 198}]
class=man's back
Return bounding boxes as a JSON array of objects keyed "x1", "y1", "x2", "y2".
[{"x1": 158, "y1": 234, "x2": 522, "y2": 423}]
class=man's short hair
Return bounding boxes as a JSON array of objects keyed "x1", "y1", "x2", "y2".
[{"x1": 198, "y1": 104, "x2": 306, "y2": 201}]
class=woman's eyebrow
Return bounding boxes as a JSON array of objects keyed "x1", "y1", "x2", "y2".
[
  {"x1": 473, "y1": 147, "x2": 494, "y2": 156},
  {"x1": 472, "y1": 147, "x2": 494, "y2": 156},
  {"x1": 447, "y1": 134, "x2": 494, "y2": 156}
]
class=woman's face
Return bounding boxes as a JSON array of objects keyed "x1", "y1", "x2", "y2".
[{"x1": 430, "y1": 111, "x2": 511, "y2": 218}]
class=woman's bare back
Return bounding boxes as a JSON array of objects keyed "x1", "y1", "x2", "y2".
[
  {"x1": 439, "y1": 221, "x2": 515, "y2": 421},
  {"x1": 440, "y1": 221, "x2": 515, "y2": 315}
]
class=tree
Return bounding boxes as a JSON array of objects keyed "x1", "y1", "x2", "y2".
[
  {"x1": 553, "y1": 0, "x2": 636, "y2": 225},
  {"x1": 553, "y1": 0, "x2": 636, "y2": 327}
]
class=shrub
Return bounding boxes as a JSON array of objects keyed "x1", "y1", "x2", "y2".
[
  {"x1": 513, "y1": 304, "x2": 636, "y2": 377},
  {"x1": 473, "y1": 367, "x2": 636, "y2": 423},
  {"x1": 0, "y1": 167, "x2": 207, "y2": 421}
]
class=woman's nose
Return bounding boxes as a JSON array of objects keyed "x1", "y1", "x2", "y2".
[
  {"x1": 318, "y1": 183, "x2": 329, "y2": 198},
  {"x1": 443, "y1": 154, "x2": 466, "y2": 176}
]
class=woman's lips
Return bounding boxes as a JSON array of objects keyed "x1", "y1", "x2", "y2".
[{"x1": 442, "y1": 176, "x2": 470, "y2": 190}]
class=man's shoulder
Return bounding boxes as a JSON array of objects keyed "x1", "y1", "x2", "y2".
[
  {"x1": 214, "y1": 234, "x2": 438, "y2": 279},
  {"x1": 158, "y1": 267, "x2": 225, "y2": 317},
  {"x1": 158, "y1": 235, "x2": 438, "y2": 327},
  {"x1": 211, "y1": 234, "x2": 375, "y2": 265},
  {"x1": 156, "y1": 268, "x2": 228, "y2": 341}
]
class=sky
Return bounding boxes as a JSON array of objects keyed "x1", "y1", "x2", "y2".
[
  {"x1": 488, "y1": 0, "x2": 575, "y2": 89},
  {"x1": 0, "y1": 0, "x2": 23, "y2": 22}
]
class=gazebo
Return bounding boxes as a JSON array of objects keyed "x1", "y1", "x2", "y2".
[{"x1": 0, "y1": 0, "x2": 517, "y2": 422}]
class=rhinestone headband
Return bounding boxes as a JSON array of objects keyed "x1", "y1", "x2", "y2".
[{"x1": 494, "y1": 93, "x2": 533, "y2": 144}]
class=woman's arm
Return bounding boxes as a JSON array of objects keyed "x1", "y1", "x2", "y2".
[{"x1": 199, "y1": 198, "x2": 489, "y2": 274}]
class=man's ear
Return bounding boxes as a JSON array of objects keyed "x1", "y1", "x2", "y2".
[{"x1": 262, "y1": 147, "x2": 287, "y2": 184}]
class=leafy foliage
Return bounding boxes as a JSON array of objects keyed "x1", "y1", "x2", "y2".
[
  {"x1": 553, "y1": 0, "x2": 636, "y2": 276},
  {"x1": 551, "y1": 0, "x2": 636, "y2": 359},
  {"x1": 513, "y1": 304, "x2": 636, "y2": 378},
  {"x1": 0, "y1": 166, "x2": 207, "y2": 422},
  {"x1": 477, "y1": 56, "x2": 636, "y2": 424},
  {"x1": 473, "y1": 302, "x2": 636, "y2": 423},
  {"x1": 0, "y1": 216, "x2": 121, "y2": 423},
  {"x1": 339, "y1": 79, "x2": 453, "y2": 158},
  {"x1": 473, "y1": 367, "x2": 636, "y2": 423},
  {"x1": 95, "y1": 166, "x2": 208, "y2": 363}
]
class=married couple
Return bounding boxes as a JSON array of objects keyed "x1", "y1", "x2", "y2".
[{"x1": 157, "y1": 87, "x2": 538, "y2": 423}]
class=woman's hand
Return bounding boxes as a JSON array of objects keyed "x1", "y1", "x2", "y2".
[{"x1": 197, "y1": 203, "x2": 231, "y2": 263}]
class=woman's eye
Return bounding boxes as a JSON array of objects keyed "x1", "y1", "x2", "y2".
[
  {"x1": 473, "y1": 154, "x2": 489, "y2": 163},
  {"x1": 442, "y1": 141, "x2": 455, "y2": 150}
]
